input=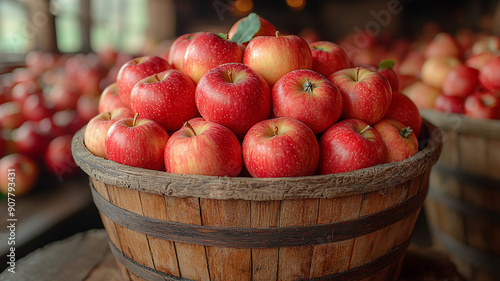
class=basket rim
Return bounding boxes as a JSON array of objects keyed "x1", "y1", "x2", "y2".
[
  {"x1": 71, "y1": 119, "x2": 442, "y2": 200},
  {"x1": 421, "y1": 109, "x2": 500, "y2": 139}
]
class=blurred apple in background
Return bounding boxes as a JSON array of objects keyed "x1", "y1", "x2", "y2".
[
  {"x1": 424, "y1": 32, "x2": 463, "y2": 59},
  {"x1": 478, "y1": 56, "x2": 500, "y2": 93},
  {"x1": 243, "y1": 32, "x2": 312, "y2": 86},
  {"x1": 421, "y1": 56, "x2": 461, "y2": 89},
  {"x1": 131, "y1": 69, "x2": 198, "y2": 132},
  {"x1": 11, "y1": 121, "x2": 51, "y2": 162},
  {"x1": 21, "y1": 93, "x2": 54, "y2": 122},
  {"x1": 373, "y1": 119, "x2": 418, "y2": 163},
  {"x1": 164, "y1": 119, "x2": 242, "y2": 177},
  {"x1": 398, "y1": 51, "x2": 426, "y2": 78},
  {"x1": 317, "y1": 119, "x2": 386, "y2": 174},
  {"x1": 442, "y1": 65, "x2": 479, "y2": 98},
  {"x1": 44, "y1": 135, "x2": 79, "y2": 179},
  {"x1": 309, "y1": 41, "x2": 352, "y2": 77},
  {"x1": 471, "y1": 35, "x2": 500, "y2": 55},
  {"x1": 45, "y1": 82, "x2": 80, "y2": 111},
  {"x1": 465, "y1": 52, "x2": 499, "y2": 71},
  {"x1": 272, "y1": 69, "x2": 343, "y2": 134},
  {"x1": 402, "y1": 81, "x2": 441, "y2": 109},
  {"x1": 434, "y1": 94, "x2": 466, "y2": 114},
  {"x1": 0, "y1": 153, "x2": 39, "y2": 196},
  {"x1": 242, "y1": 117, "x2": 319, "y2": 178},
  {"x1": 0, "y1": 102, "x2": 25, "y2": 130},
  {"x1": 464, "y1": 91, "x2": 500, "y2": 119},
  {"x1": 183, "y1": 32, "x2": 243, "y2": 83}
]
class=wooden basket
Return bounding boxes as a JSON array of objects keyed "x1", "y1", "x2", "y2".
[
  {"x1": 421, "y1": 109, "x2": 500, "y2": 281},
  {"x1": 71, "y1": 120, "x2": 442, "y2": 281}
]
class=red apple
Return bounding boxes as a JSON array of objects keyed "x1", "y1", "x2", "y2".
[
  {"x1": 164, "y1": 119, "x2": 242, "y2": 176},
  {"x1": 84, "y1": 108, "x2": 134, "y2": 158},
  {"x1": 131, "y1": 69, "x2": 198, "y2": 132},
  {"x1": 471, "y1": 35, "x2": 500, "y2": 55},
  {"x1": 10, "y1": 80, "x2": 41, "y2": 104},
  {"x1": 105, "y1": 115, "x2": 169, "y2": 171},
  {"x1": 44, "y1": 135, "x2": 79, "y2": 178},
  {"x1": 424, "y1": 32, "x2": 463, "y2": 59},
  {"x1": 328, "y1": 67, "x2": 392, "y2": 125},
  {"x1": 228, "y1": 14, "x2": 277, "y2": 42},
  {"x1": 434, "y1": 94, "x2": 466, "y2": 114},
  {"x1": 373, "y1": 119, "x2": 418, "y2": 163},
  {"x1": 441, "y1": 64, "x2": 479, "y2": 98},
  {"x1": 465, "y1": 52, "x2": 499, "y2": 71},
  {"x1": 242, "y1": 117, "x2": 319, "y2": 178},
  {"x1": 384, "y1": 92, "x2": 422, "y2": 137},
  {"x1": 183, "y1": 32, "x2": 243, "y2": 83},
  {"x1": 116, "y1": 56, "x2": 172, "y2": 107},
  {"x1": 377, "y1": 60, "x2": 399, "y2": 92},
  {"x1": 168, "y1": 32, "x2": 201, "y2": 72},
  {"x1": 309, "y1": 41, "x2": 352, "y2": 77},
  {"x1": 45, "y1": 82, "x2": 80, "y2": 111},
  {"x1": 98, "y1": 83, "x2": 128, "y2": 113},
  {"x1": 11, "y1": 121, "x2": 51, "y2": 161},
  {"x1": 76, "y1": 94, "x2": 100, "y2": 122},
  {"x1": 196, "y1": 63, "x2": 271, "y2": 136},
  {"x1": 402, "y1": 81, "x2": 441, "y2": 110},
  {"x1": 243, "y1": 32, "x2": 312, "y2": 86},
  {"x1": 0, "y1": 102, "x2": 25, "y2": 130},
  {"x1": 464, "y1": 92, "x2": 500, "y2": 120},
  {"x1": 272, "y1": 69, "x2": 343, "y2": 134},
  {"x1": 0, "y1": 153, "x2": 39, "y2": 196},
  {"x1": 52, "y1": 109, "x2": 87, "y2": 135},
  {"x1": 317, "y1": 119, "x2": 386, "y2": 174},
  {"x1": 38, "y1": 117, "x2": 66, "y2": 139},
  {"x1": 421, "y1": 56, "x2": 461, "y2": 90},
  {"x1": 478, "y1": 56, "x2": 500, "y2": 93},
  {"x1": 21, "y1": 92, "x2": 54, "y2": 122}
]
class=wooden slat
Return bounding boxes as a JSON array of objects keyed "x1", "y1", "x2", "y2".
[
  {"x1": 250, "y1": 200, "x2": 280, "y2": 281},
  {"x1": 139, "y1": 192, "x2": 180, "y2": 276},
  {"x1": 201, "y1": 199, "x2": 252, "y2": 281},
  {"x1": 166, "y1": 196, "x2": 210, "y2": 281},
  {"x1": 277, "y1": 198, "x2": 319, "y2": 280}
]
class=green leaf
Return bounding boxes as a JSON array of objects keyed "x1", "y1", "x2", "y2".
[
  {"x1": 231, "y1": 13, "x2": 261, "y2": 44},
  {"x1": 217, "y1": 33, "x2": 228, "y2": 39},
  {"x1": 379, "y1": 59, "x2": 395, "y2": 70}
]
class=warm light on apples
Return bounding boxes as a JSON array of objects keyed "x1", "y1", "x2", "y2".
[{"x1": 309, "y1": 41, "x2": 352, "y2": 77}]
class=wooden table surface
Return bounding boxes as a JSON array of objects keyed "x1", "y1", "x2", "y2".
[{"x1": 0, "y1": 229, "x2": 467, "y2": 281}]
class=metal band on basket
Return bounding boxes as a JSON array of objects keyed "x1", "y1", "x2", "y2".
[
  {"x1": 107, "y1": 237, "x2": 411, "y2": 281},
  {"x1": 90, "y1": 181, "x2": 427, "y2": 248}
]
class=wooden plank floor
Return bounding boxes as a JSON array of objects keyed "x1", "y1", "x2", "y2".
[{"x1": 0, "y1": 229, "x2": 467, "y2": 281}]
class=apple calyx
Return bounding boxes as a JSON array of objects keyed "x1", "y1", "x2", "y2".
[
  {"x1": 359, "y1": 125, "x2": 372, "y2": 135},
  {"x1": 400, "y1": 126, "x2": 413, "y2": 138},
  {"x1": 184, "y1": 121, "x2": 197, "y2": 136},
  {"x1": 303, "y1": 78, "x2": 317, "y2": 94},
  {"x1": 481, "y1": 96, "x2": 495, "y2": 107}
]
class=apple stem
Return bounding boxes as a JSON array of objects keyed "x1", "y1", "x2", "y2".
[
  {"x1": 275, "y1": 31, "x2": 281, "y2": 37},
  {"x1": 359, "y1": 125, "x2": 371, "y2": 135},
  {"x1": 355, "y1": 67, "x2": 360, "y2": 81},
  {"x1": 184, "y1": 121, "x2": 196, "y2": 136},
  {"x1": 303, "y1": 78, "x2": 316, "y2": 94},
  {"x1": 400, "y1": 126, "x2": 413, "y2": 138},
  {"x1": 227, "y1": 71, "x2": 233, "y2": 83},
  {"x1": 153, "y1": 73, "x2": 160, "y2": 82},
  {"x1": 133, "y1": 113, "x2": 139, "y2": 127},
  {"x1": 274, "y1": 126, "x2": 279, "y2": 136}
]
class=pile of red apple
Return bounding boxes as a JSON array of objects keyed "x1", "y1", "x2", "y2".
[
  {"x1": 398, "y1": 31, "x2": 500, "y2": 119},
  {"x1": 84, "y1": 13, "x2": 424, "y2": 179},
  {"x1": 0, "y1": 49, "x2": 131, "y2": 196}
]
